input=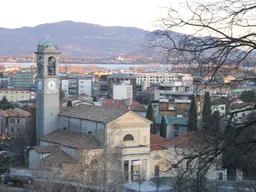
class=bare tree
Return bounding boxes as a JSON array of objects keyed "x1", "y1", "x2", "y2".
[
  {"x1": 150, "y1": 0, "x2": 256, "y2": 81},
  {"x1": 149, "y1": 0, "x2": 256, "y2": 191}
]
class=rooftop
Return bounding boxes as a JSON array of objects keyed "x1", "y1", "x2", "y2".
[
  {"x1": 159, "y1": 91, "x2": 193, "y2": 96},
  {"x1": 0, "y1": 88, "x2": 30, "y2": 91},
  {"x1": 0, "y1": 108, "x2": 31, "y2": 118},
  {"x1": 40, "y1": 41, "x2": 55, "y2": 46},
  {"x1": 100, "y1": 99, "x2": 147, "y2": 112},
  {"x1": 59, "y1": 105, "x2": 128, "y2": 124},
  {"x1": 155, "y1": 115, "x2": 188, "y2": 126},
  {"x1": 163, "y1": 132, "x2": 199, "y2": 148},
  {"x1": 32, "y1": 145, "x2": 59, "y2": 154},
  {"x1": 40, "y1": 130, "x2": 102, "y2": 150},
  {"x1": 107, "y1": 73, "x2": 136, "y2": 79},
  {"x1": 150, "y1": 134, "x2": 169, "y2": 150},
  {"x1": 42, "y1": 150, "x2": 78, "y2": 164}
]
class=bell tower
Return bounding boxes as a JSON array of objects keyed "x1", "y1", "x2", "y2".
[{"x1": 35, "y1": 41, "x2": 61, "y2": 140}]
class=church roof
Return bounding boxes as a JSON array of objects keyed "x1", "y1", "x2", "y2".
[
  {"x1": 40, "y1": 130, "x2": 103, "y2": 150},
  {"x1": 58, "y1": 105, "x2": 128, "y2": 124},
  {"x1": 42, "y1": 150, "x2": 78, "y2": 164},
  {"x1": 32, "y1": 145, "x2": 59, "y2": 154},
  {"x1": 40, "y1": 41, "x2": 55, "y2": 46}
]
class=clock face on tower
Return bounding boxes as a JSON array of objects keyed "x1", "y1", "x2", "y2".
[{"x1": 47, "y1": 79, "x2": 57, "y2": 91}]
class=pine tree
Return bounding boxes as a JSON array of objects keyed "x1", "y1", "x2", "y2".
[
  {"x1": 0, "y1": 96, "x2": 10, "y2": 110},
  {"x1": 212, "y1": 110, "x2": 220, "y2": 135},
  {"x1": 202, "y1": 92, "x2": 211, "y2": 124},
  {"x1": 187, "y1": 94, "x2": 197, "y2": 132},
  {"x1": 160, "y1": 115, "x2": 167, "y2": 138},
  {"x1": 146, "y1": 103, "x2": 156, "y2": 134},
  {"x1": 67, "y1": 100, "x2": 73, "y2": 107}
]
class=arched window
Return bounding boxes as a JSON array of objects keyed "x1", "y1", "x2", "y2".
[
  {"x1": 90, "y1": 159, "x2": 98, "y2": 166},
  {"x1": 154, "y1": 154, "x2": 161, "y2": 160},
  {"x1": 123, "y1": 134, "x2": 134, "y2": 141},
  {"x1": 48, "y1": 56, "x2": 56, "y2": 75}
]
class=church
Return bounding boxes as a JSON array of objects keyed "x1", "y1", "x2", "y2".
[
  {"x1": 28, "y1": 41, "x2": 172, "y2": 186},
  {"x1": 26, "y1": 41, "x2": 225, "y2": 192}
]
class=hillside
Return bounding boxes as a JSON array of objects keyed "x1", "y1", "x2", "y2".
[{"x1": 0, "y1": 21, "x2": 152, "y2": 57}]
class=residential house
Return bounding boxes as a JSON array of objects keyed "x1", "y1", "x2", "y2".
[
  {"x1": 155, "y1": 115, "x2": 188, "y2": 139},
  {"x1": 0, "y1": 108, "x2": 31, "y2": 136}
]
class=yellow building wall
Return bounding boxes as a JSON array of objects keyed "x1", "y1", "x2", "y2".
[
  {"x1": 107, "y1": 111, "x2": 151, "y2": 149},
  {"x1": 0, "y1": 90, "x2": 30, "y2": 102},
  {"x1": 149, "y1": 150, "x2": 172, "y2": 177}
]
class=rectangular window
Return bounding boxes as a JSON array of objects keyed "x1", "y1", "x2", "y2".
[
  {"x1": 10, "y1": 127, "x2": 14, "y2": 133},
  {"x1": 17, "y1": 128, "x2": 20, "y2": 133},
  {"x1": 10, "y1": 119, "x2": 15, "y2": 124},
  {"x1": 174, "y1": 126, "x2": 179, "y2": 137},
  {"x1": 17, "y1": 119, "x2": 20, "y2": 124},
  {"x1": 155, "y1": 165, "x2": 160, "y2": 177}
]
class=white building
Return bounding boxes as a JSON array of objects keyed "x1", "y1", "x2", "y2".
[
  {"x1": 78, "y1": 79, "x2": 92, "y2": 96},
  {"x1": 60, "y1": 76, "x2": 93, "y2": 98},
  {"x1": 135, "y1": 73, "x2": 193, "y2": 89},
  {"x1": 113, "y1": 83, "x2": 133, "y2": 100}
]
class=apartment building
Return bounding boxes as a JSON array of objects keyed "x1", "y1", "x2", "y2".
[
  {"x1": 113, "y1": 83, "x2": 133, "y2": 100},
  {"x1": 12, "y1": 72, "x2": 34, "y2": 88},
  {"x1": 60, "y1": 76, "x2": 94, "y2": 98},
  {"x1": 155, "y1": 90, "x2": 193, "y2": 117},
  {"x1": 0, "y1": 88, "x2": 31, "y2": 102},
  {"x1": 107, "y1": 73, "x2": 136, "y2": 99},
  {"x1": 135, "y1": 73, "x2": 193, "y2": 89}
]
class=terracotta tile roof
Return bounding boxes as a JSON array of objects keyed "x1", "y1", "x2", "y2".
[
  {"x1": 130, "y1": 103, "x2": 147, "y2": 112},
  {"x1": 101, "y1": 99, "x2": 126, "y2": 109},
  {"x1": 101, "y1": 99, "x2": 147, "y2": 112},
  {"x1": 40, "y1": 130, "x2": 103, "y2": 150},
  {"x1": 32, "y1": 145, "x2": 59, "y2": 154},
  {"x1": 150, "y1": 134, "x2": 169, "y2": 150},
  {"x1": 42, "y1": 150, "x2": 78, "y2": 164},
  {"x1": 163, "y1": 132, "x2": 197, "y2": 148},
  {"x1": 0, "y1": 88, "x2": 30, "y2": 91},
  {"x1": 59, "y1": 105, "x2": 128, "y2": 124},
  {"x1": 0, "y1": 108, "x2": 31, "y2": 117},
  {"x1": 0, "y1": 110, "x2": 8, "y2": 117}
]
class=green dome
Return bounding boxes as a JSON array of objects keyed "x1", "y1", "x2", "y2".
[{"x1": 41, "y1": 41, "x2": 55, "y2": 46}]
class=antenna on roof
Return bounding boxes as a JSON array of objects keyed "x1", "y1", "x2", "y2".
[{"x1": 46, "y1": 35, "x2": 50, "y2": 41}]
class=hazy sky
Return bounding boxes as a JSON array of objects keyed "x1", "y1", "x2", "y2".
[{"x1": 0, "y1": 0, "x2": 173, "y2": 30}]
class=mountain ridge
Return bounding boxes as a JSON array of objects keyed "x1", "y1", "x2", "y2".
[{"x1": 0, "y1": 20, "x2": 153, "y2": 57}]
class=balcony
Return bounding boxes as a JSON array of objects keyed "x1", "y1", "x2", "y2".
[
  {"x1": 116, "y1": 145, "x2": 150, "y2": 156},
  {"x1": 159, "y1": 99, "x2": 168, "y2": 103},
  {"x1": 174, "y1": 99, "x2": 191, "y2": 104}
]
